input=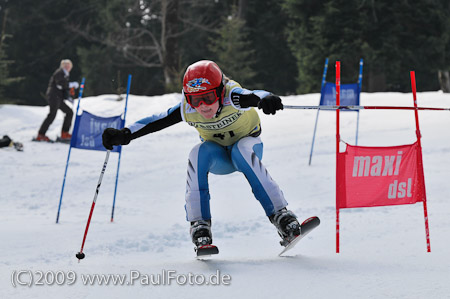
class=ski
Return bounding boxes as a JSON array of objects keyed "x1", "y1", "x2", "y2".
[
  {"x1": 32, "y1": 137, "x2": 54, "y2": 143},
  {"x1": 279, "y1": 216, "x2": 320, "y2": 256},
  {"x1": 195, "y1": 244, "x2": 219, "y2": 258},
  {"x1": 32, "y1": 137, "x2": 71, "y2": 144},
  {"x1": 55, "y1": 137, "x2": 71, "y2": 144}
]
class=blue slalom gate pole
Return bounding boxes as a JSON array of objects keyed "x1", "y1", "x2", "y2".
[
  {"x1": 111, "y1": 74, "x2": 132, "y2": 222},
  {"x1": 309, "y1": 58, "x2": 328, "y2": 166},
  {"x1": 56, "y1": 78, "x2": 86, "y2": 223},
  {"x1": 355, "y1": 59, "x2": 364, "y2": 145},
  {"x1": 358, "y1": 58, "x2": 364, "y2": 90}
]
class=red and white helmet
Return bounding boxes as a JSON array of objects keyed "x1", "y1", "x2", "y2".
[{"x1": 183, "y1": 60, "x2": 224, "y2": 108}]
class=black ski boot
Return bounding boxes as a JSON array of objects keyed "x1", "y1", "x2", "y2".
[
  {"x1": 269, "y1": 208, "x2": 301, "y2": 246},
  {"x1": 190, "y1": 220, "x2": 212, "y2": 247}
]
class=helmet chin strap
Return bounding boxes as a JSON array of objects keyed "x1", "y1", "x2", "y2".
[
  {"x1": 214, "y1": 80, "x2": 225, "y2": 118},
  {"x1": 215, "y1": 101, "x2": 223, "y2": 118}
]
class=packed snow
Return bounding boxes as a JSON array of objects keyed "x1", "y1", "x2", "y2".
[{"x1": 1, "y1": 90, "x2": 450, "y2": 299}]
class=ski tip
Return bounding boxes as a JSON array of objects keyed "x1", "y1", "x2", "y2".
[
  {"x1": 56, "y1": 137, "x2": 71, "y2": 144},
  {"x1": 302, "y1": 216, "x2": 320, "y2": 225}
]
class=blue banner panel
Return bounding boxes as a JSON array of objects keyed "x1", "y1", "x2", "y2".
[
  {"x1": 71, "y1": 111, "x2": 124, "y2": 152},
  {"x1": 320, "y1": 82, "x2": 360, "y2": 106}
]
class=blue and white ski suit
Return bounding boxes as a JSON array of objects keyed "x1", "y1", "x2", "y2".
[{"x1": 128, "y1": 80, "x2": 288, "y2": 222}]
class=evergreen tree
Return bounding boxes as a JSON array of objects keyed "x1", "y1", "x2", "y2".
[
  {"x1": 0, "y1": 5, "x2": 23, "y2": 103},
  {"x1": 245, "y1": 0, "x2": 298, "y2": 95},
  {"x1": 76, "y1": 45, "x2": 119, "y2": 96},
  {"x1": 436, "y1": 0, "x2": 450, "y2": 92},
  {"x1": 282, "y1": 0, "x2": 449, "y2": 93},
  {"x1": 0, "y1": 44, "x2": 11, "y2": 102},
  {"x1": 208, "y1": 11, "x2": 257, "y2": 87},
  {"x1": 282, "y1": 0, "x2": 368, "y2": 93},
  {"x1": 3, "y1": 0, "x2": 85, "y2": 105}
]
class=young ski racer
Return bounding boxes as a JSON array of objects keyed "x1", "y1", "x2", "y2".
[{"x1": 102, "y1": 60, "x2": 302, "y2": 252}]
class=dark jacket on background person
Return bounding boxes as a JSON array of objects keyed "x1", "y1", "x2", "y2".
[
  {"x1": 38, "y1": 67, "x2": 74, "y2": 136},
  {"x1": 46, "y1": 67, "x2": 70, "y2": 102}
]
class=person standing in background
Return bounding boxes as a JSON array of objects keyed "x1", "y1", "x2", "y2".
[{"x1": 36, "y1": 59, "x2": 79, "y2": 142}]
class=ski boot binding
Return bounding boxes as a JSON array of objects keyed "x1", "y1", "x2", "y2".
[
  {"x1": 269, "y1": 208, "x2": 301, "y2": 247},
  {"x1": 190, "y1": 220, "x2": 212, "y2": 247}
]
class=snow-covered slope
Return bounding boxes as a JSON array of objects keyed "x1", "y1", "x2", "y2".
[{"x1": 1, "y1": 91, "x2": 450, "y2": 299}]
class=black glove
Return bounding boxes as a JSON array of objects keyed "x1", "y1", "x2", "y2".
[
  {"x1": 258, "y1": 94, "x2": 284, "y2": 115},
  {"x1": 102, "y1": 128, "x2": 132, "y2": 150}
]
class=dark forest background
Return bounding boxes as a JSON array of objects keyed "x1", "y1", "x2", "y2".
[{"x1": 0, "y1": 0, "x2": 449, "y2": 105}]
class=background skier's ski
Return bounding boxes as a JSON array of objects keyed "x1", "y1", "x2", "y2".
[{"x1": 55, "y1": 136, "x2": 71, "y2": 144}]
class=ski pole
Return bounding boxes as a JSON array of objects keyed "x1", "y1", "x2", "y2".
[
  {"x1": 76, "y1": 150, "x2": 111, "y2": 261},
  {"x1": 283, "y1": 105, "x2": 450, "y2": 111}
]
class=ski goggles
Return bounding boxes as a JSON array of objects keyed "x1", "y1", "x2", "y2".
[{"x1": 186, "y1": 89, "x2": 221, "y2": 108}]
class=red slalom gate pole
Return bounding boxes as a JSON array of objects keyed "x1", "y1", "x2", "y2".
[
  {"x1": 76, "y1": 150, "x2": 111, "y2": 261},
  {"x1": 410, "y1": 71, "x2": 431, "y2": 252},
  {"x1": 336, "y1": 61, "x2": 341, "y2": 253}
]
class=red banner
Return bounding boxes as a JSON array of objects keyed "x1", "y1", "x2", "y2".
[{"x1": 337, "y1": 142, "x2": 426, "y2": 209}]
